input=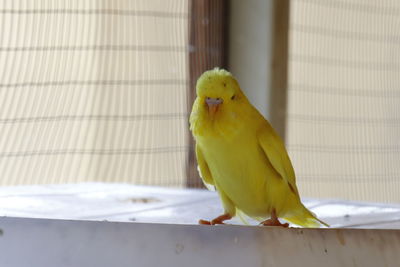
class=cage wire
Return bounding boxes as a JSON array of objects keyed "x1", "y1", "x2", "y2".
[
  {"x1": 0, "y1": 0, "x2": 189, "y2": 187},
  {"x1": 287, "y1": 0, "x2": 400, "y2": 202}
]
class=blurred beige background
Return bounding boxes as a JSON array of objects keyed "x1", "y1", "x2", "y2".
[
  {"x1": 0, "y1": 0, "x2": 189, "y2": 186},
  {"x1": 286, "y1": 0, "x2": 400, "y2": 202}
]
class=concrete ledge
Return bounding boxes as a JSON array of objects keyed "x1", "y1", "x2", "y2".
[{"x1": 0, "y1": 217, "x2": 399, "y2": 267}]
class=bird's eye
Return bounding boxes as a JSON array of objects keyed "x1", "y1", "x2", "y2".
[{"x1": 231, "y1": 95, "x2": 236, "y2": 100}]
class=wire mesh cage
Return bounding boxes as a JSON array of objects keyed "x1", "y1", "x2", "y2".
[
  {"x1": 0, "y1": 0, "x2": 189, "y2": 187},
  {"x1": 287, "y1": 0, "x2": 400, "y2": 202}
]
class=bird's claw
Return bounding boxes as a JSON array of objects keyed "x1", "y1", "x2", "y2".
[
  {"x1": 198, "y1": 219, "x2": 227, "y2": 225},
  {"x1": 199, "y1": 214, "x2": 231, "y2": 225},
  {"x1": 199, "y1": 219, "x2": 212, "y2": 225},
  {"x1": 259, "y1": 219, "x2": 289, "y2": 228}
]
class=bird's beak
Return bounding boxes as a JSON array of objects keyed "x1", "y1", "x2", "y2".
[{"x1": 206, "y1": 97, "x2": 223, "y2": 116}]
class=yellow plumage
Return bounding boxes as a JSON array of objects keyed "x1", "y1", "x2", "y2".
[{"x1": 190, "y1": 68, "x2": 328, "y2": 228}]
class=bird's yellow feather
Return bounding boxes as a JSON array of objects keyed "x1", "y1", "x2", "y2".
[{"x1": 190, "y1": 68, "x2": 328, "y2": 228}]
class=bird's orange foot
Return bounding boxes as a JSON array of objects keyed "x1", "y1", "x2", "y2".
[
  {"x1": 260, "y1": 218, "x2": 289, "y2": 227},
  {"x1": 199, "y1": 214, "x2": 232, "y2": 225},
  {"x1": 260, "y1": 209, "x2": 289, "y2": 227},
  {"x1": 199, "y1": 219, "x2": 212, "y2": 225}
]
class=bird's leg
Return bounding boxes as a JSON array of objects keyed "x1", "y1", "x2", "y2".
[
  {"x1": 260, "y1": 209, "x2": 289, "y2": 227},
  {"x1": 199, "y1": 214, "x2": 232, "y2": 225}
]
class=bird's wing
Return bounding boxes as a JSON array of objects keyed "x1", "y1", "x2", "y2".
[
  {"x1": 257, "y1": 122, "x2": 299, "y2": 196},
  {"x1": 195, "y1": 144, "x2": 215, "y2": 191}
]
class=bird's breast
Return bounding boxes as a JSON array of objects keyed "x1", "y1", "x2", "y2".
[{"x1": 197, "y1": 129, "x2": 279, "y2": 216}]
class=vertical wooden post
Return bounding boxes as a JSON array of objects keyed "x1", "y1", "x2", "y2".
[
  {"x1": 269, "y1": 0, "x2": 290, "y2": 140},
  {"x1": 187, "y1": 0, "x2": 229, "y2": 187}
]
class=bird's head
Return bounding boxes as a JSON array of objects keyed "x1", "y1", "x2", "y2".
[{"x1": 195, "y1": 68, "x2": 247, "y2": 118}]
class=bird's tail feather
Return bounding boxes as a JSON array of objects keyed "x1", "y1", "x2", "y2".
[
  {"x1": 284, "y1": 204, "x2": 329, "y2": 228},
  {"x1": 236, "y1": 209, "x2": 250, "y2": 225}
]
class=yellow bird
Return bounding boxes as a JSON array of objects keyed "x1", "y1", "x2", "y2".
[{"x1": 189, "y1": 68, "x2": 328, "y2": 228}]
